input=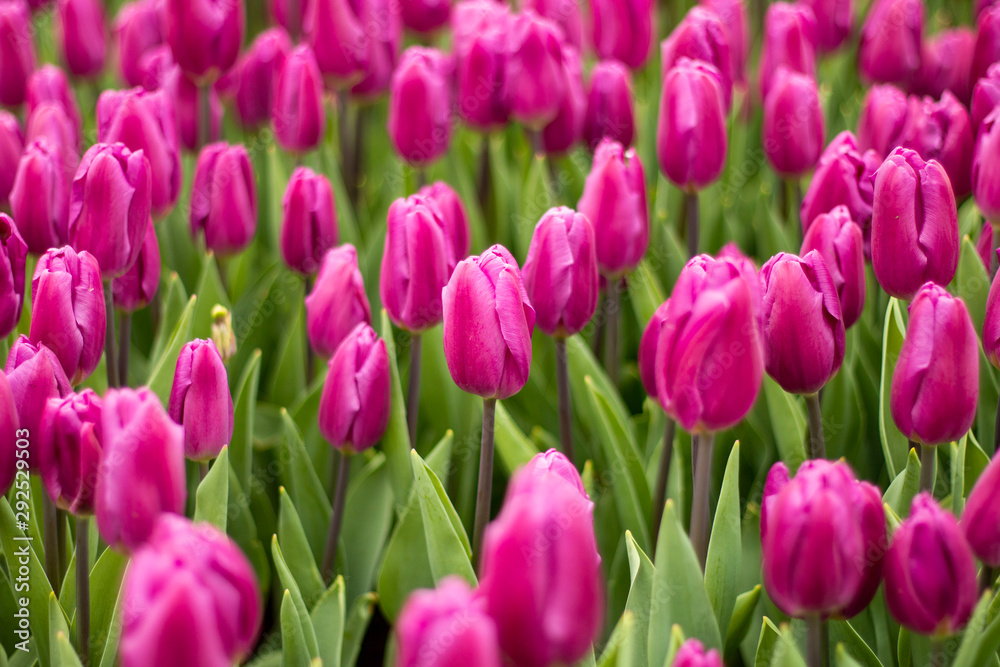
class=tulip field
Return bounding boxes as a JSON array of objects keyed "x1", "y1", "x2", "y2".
[{"x1": 6, "y1": 0, "x2": 1000, "y2": 666}]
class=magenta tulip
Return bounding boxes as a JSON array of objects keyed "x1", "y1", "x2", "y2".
[
  {"x1": 172, "y1": 72, "x2": 223, "y2": 152},
  {"x1": 270, "y1": 0, "x2": 311, "y2": 36},
  {"x1": 0, "y1": 0, "x2": 35, "y2": 107},
  {"x1": 0, "y1": 112, "x2": 22, "y2": 206},
  {"x1": 5, "y1": 336, "x2": 71, "y2": 447},
  {"x1": 272, "y1": 44, "x2": 326, "y2": 154},
  {"x1": 973, "y1": 63, "x2": 1000, "y2": 131},
  {"x1": 113, "y1": 0, "x2": 164, "y2": 88},
  {"x1": 56, "y1": 0, "x2": 107, "y2": 78},
  {"x1": 857, "y1": 83, "x2": 908, "y2": 158},
  {"x1": 639, "y1": 299, "x2": 671, "y2": 399},
  {"x1": 38, "y1": 390, "x2": 102, "y2": 515},
  {"x1": 799, "y1": 132, "x2": 879, "y2": 246},
  {"x1": 701, "y1": 0, "x2": 749, "y2": 85},
  {"x1": 26, "y1": 65, "x2": 82, "y2": 147},
  {"x1": 169, "y1": 339, "x2": 232, "y2": 461},
  {"x1": 280, "y1": 166, "x2": 338, "y2": 275},
  {"x1": 758, "y1": 2, "x2": 817, "y2": 101},
  {"x1": 401, "y1": 0, "x2": 452, "y2": 34},
  {"x1": 800, "y1": 206, "x2": 866, "y2": 328},
  {"x1": 419, "y1": 181, "x2": 470, "y2": 262},
  {"x1": 975, "y1": 5, "x2": 1000, "y2": 84},
  {"x1": 163, "y1": 0, "x2": 243, "y2": 82},
  {"x1": 673, "y1": 640, "x2": 724, "y2": 667},
  {"x1": 540, "y1": 43, "x2": 585, "y2": 155},
  {"x1": 913, "y1": 28, "x2": 975, "y2": 104},
  {"x1": 389, "y1": 47, "x2": 454, "y2": 166},
  {"x1": 962, "y1": 453, "x2": 1000, "y2": 567},
  {"x1": 583, "y1": 59, "x2": 635, "y2": 152},
  {"x1": 898, "y1": 92, "x2": 974, "y2": 198},
  {"x1": 348, "y1": 0, "x2": 402, "y2": 99},
  {"x1": 762, "y1": 68, "x2": 824, "y2": 178},
  {"x1": 504, "y1": 11, "x2": 567, "y2": 130},
  {"x1": 305, "y1": 244, "x2": 372, "y2": 358},
  {"x1": 523, "y1": 0, "x2": 583, "y2": 49},
  {"x1": 112, "y1": 218, "x2": 159, "y2": 312},
  {"x1": 304, "y1": 0, "x2": 366, "y2": 86},
  {"x1": 11, "y1": 143, "x2": 68, "y2": 257},
  {"x1": 0, "y1": 214, "x2": 27, "y2": 339},
  {"x1": 661, "y1": 6, "x2": 733, "y2": 109},
  {"x1": 590, "y1": 0, "x2": 654, "y2": 69},
  {"x1": 858, "y1": 0, "x2": 923, "y2": 84},
  {"x1": 974, "y1": 110, "x2": 1000, "y2": 225},
  {"x1": 508, "y1": 448, "x2": 588, "y2": 500},
  {"x1": 190, "y1": 142, "x2": 257, "y2": 256},
  {"x1": 0, "y1": 371, "x2": 17, "y2": 495},
  {"x1": 222, "y1": 28, "x2": 291, "y2": 129},
  {"x1": 452, "y1": 0, "x2": 510, "y2": 131}
]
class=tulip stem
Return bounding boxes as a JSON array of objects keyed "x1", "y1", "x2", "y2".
[
  {"x1": 305, "y1": 275, "x2": 315, "y2": 387},
  {"x1": 554, "y1": 338, "x2": 575, "y2": 464},
  {"x1": 651, "y1": 417, "x2": 676, "y2": 552},
  {"x1": 805, "y1": 393, "x2": 826, "y2": 459},
  {"x1": 416, "y1": 168, "x2": 427, "y2": 190},
  {"x1": 199, "y1": 461, "x2": 209, "y2": 482},
  {"x1": 56, "y1": 509, "x2": 66, "y2": 582},
  {"x1": 103, "y1": 282, "x2": 119, "y2": 389},
  {"x1": 605, "y1": 279, "x2": 622, "y2": 387},
  {"x1": 994, "y1": 396, "x2": 1000, "y2": 452},
  {"x1": 690, "y1": 432, "x2": 714, "y2": 571},
  {"x1": 322, "y1": 450, "x2": 351, "y2": 584},
  {"x1": 352, "y1": 104, "x2": 367, "y2": 205},
  {"x1": 685, "y1": 191, "x2": 699, "y2": 258},
  {"x1": 473, "y1": 398, "x2": 497, "y2": 565},
  {"x1": 407, "y1": 333, "x2": 422, "y2": 448},
  {"x1": 920, "y1": 443, "x2": 936, "y2": 493},
  {"x1": 476, "y1": 135, "x2": 492, "y2": 230},
  {"x1": 76, "y1": 517, "x2": 90, "y2": 666},
  {"x1": 42, "y1": 489, "x2": 60, "y2": 591},
  {"x1": 806, "y1": 615, "x2": 829, "y2": 667},
  {"x1": 981, "y1": 565, "x2": 997, "y2": 593},
  {"x1": 118, "y1": 313, "x2": 131, "y2": 387},
  {"x1": 199, "y1": 83, "x2": 212, "y2": 151}
]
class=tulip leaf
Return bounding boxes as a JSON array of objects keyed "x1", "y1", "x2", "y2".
[
  {"x1": 191, "y1": 252, "x2": 232, "y2": 341},
  {"x1": 648, "y1": 500, "x2": 722, "y2": 667},
  {"x1": 279, "y1": 409, "x2": 333, "y2": 564},
  {"x1": 380, "y1": 309, "x2": 415, "y2": 514},
  {"x1": 341, "y1": 593, "x2": 376, "y2": 667},
  {"x1": 495, "y1": 400, "x2": 540, "y2": 474},
  {"x1": 517, "y1": 154, "x2": 554, "y2": 257},
  {"x1": 762, "y1": 376, "x2": 807, "y2": 473},
  {"x1": 566, "y1": 335, "x2": 635, "y2": 435},
  {"x1": 623, "y1": 531, "x2": 654, "y2": 667},
  {"x1": 771, "y1": 625, "x2": 807, "y2": 667},
  {"x1": 952, "y1": 591, "x2": 1000, "y2": 667},
  {"x1": 952, "y1": 435, "x2": 968, "y2": 515},
  {"x1": 46, "y1": 593, "x2": 70, "y2": 659},
  {"x1": 726, "y1": 586, "x2": 763, "y2": 659},
  {"x1": 280, "y1": 589, "x2": 314, "y2": 667},
  {"x1": 596, "y1": 611, "x2": 640, "y2": 667},
  {"x1": 978, "y1": 348, "x2": 1000, "y2": 456},
  {"x1": 278, "y1": 488, "x2": 326, "y2": 610},
  {"x1": 87, "y1": 546, "x2": 127, "y2": 666},
  {"x1": 225, "y1": 467, "x2": 273, "y2": 597},
  {"x1": 628, "y1": 260, "x2": 667, "y2": 327},
  {"x1": 835, "y1": 644, "x2": 866, "y2": 667},
  {"x1": 310, "y1": 576, "x2": 345, "y2": 667},
  {"x1": 230, "y1": 349, "x2": 262, "y2": 492},
  {"x1": 148, "y1": 271, "x2": 189, "y2": 364},
  {"x1": 376, "y1": 450, "x2": 476, "y2": 623},
  {"x1": 706, "y1": 442, "x2": 742, "y2": 641},
  {"x1": 882, "y1": 447, "x2": 921, "y2": 518},
  {"x1": 268, "y1": 285, "x2": 308, "y2": 406},
  {"x1": 954, "y1": 237, "x2": 990, "y2": 334},
  {"x1": 879, "y1": 298, "x2": 910, "y2": 478},
  {"x1": 340, "y1": 454, "x2": 395, "y2": 605},
  {"x1": 965, "y1": 431, "x2": 992, "y2": 496},
  {"x1": 272, "y1": 536, "x2": 320, "y2": 659},
  {"x1": 194, "y1": 446, "x2": 230, "y2": 531},
  {"x1": 754, "y1": 618, "x2": 782, "y2": 667},
  {"x1": 146, "y1": 294, "x2": 198, "y2": 406},
  {"x1": 444, "y1": 147, "x2": 489, "y2": 253},
  {"x1": 51, "y1": 631, "x2": 81, "y2": 667},
  {"x1": 426, "y1": 430, "x2": 454, "y2": 483},
  {"x1": 828, "y1": 620, "x2": 884, "y2": 667},
  {"x1": 318, "y1": 138, "x2": 360, "y2": 248}
]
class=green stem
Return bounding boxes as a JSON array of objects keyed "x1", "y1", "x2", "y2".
[
  {"x1": 199, "y1": 83, "x2": 212, "y2": 150},
  {"x1": 651, "y1": 418, "x2": 676, "y2": 553},
  {"x1": 689, "y1": 432, "x2": 715, "y2": 571},
  {"x1": 554, "y1": 338, "x2": 575, "y2": 464},
  {"x1": 118, "y1": 312, "x2": 131, "y2": 388},
  {"x1": 920, "y1": 443, "x2": 936, "y2": 494},
  {"x1": 806, "y1": 615, "x2": 829, "y2": 667},
  {"x1": 77, "y1": 517, "x2": 90, "y2": 666},
  {"x1": 305, "y1": 275, "x2": 315, "y2": 388},
  {"x1": 606, "y1": 280, "x2": 621, "y2": 387},
  {"x1": 42, "y1": 489, "x2": 60, "y2": 591},
  {"x1": 103, "y1": 282, "x2": 118, "y2": 389},
  {"x1": 473, "y1": 398, "x2": 497, "y2": 565},
  {"x1": 321, "y1": 450, "x2": 351, "y2": 584},
  {"x1": 199, "y1": 461, "x2": 209, "y2": 482},
  {"x1": 686, "y1": 191, "x2": 699, "y2": 259},
  {"x1": 981, "y1": 565, "x2": 997, "y2": 593},
  {"x1": 407, "y1": 333, "x2": 422, "y2": 448},
  {"x1": 805, "y1": 393, "x2": 826, "y2": 459}
]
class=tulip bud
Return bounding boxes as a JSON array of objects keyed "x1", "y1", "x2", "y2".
[
  {"x1": 701, "y1": 0, "x2": 750, "y2": 86},
  {"x1": 190, "y1": 142, "x2": 257, "y2": 257},
  {"x1": 522, "y1": 207, "x2": 599, "y2": 338},
  {"x1": 348, "y1": 0, "x2": 402, "y2": 99},
  {"x1": 96, "y1": 388, "x2": 186, "y2": 552},
  {"x1": 0, "y1": 214, "x2": 27, "y2": 339},
  {"x1": 891, "y1": 283, "x2": 978, "y2": 444},
  {"x1": 655, "y1": 255, "x2": 763, "y2": 432},
  {"x1": 133, "y1": 44, "x2": 174, "y2": 91},
  {"x1": 29, "y1": 246, "x2": 106, "y2": 385},
  {"x1": 871, "y1": 148, "x2": 958, "y2": 299},
  {"x1": 479, "y1": 456, "x2": 603, "y2": 667},
  {"x1": 504, "y1": 11, "x2": 567, "y2": 130},
  {"x1": 210, "y1": 305, "x2": 236, "y2": 363},
  {"x1": 976, "y1": 110, "x2": 1000, "y2": 227},
  {"x1": 10, "y1": 140, "x2": 69, "y2": 254},
  {"x1": 524, "y1": 0, "x2": 583, "y2": 49},
  {"x1": 913, "y1": 28, "x2": 975, "y2": 104},
  {"x1": 986, "y1": 253, "x2": 1000, "y2": 368},
  {"x1": 857, "y1": 84, "x2": 908, "y2": 158},
  {"x1": 802, "y1": 0, "x2": 851, "y2": 52},
  {"x1": 68, "y1": 142, "x2": 152, "y2": 278},
  {"x1": 273, "y1": 44, "x2": 326, "y2": 154},
  {"x1": 443, "y1": 245, "x2": 535, "y2": 400},
  {"x1": 280, "y1": 166, "x2": 338, "y2": 275},
  {"x1": 305, "y1": 244, "x2": 372, "y2": 357},
  {"x1": 389, "y1": 47, "x2": 454, "y2": 166},
  {"x1": 800, "y1": 206, "x2": 866, "y2": 328},
  {"x1": 223, "y1": 28, "x2": 291, "y2": 129},
  {"x1": 590, "y1": 0, "x2": 654, "y2": 69},
  {"x1": 270, "y1": 0, "x2": 311, "y2": 36},
  {"x1": 761, "y1": 460, "x2": 885, "y2": 618},
  {"x1": 897, "y1": 92, "x2": 974, "y2": 198},
  {"x1": 975, "y1": 5, "x2": 1000, "y2": 84},
  {"x1": 762, "y1": 68, "x2": 824, "y2": 177},
  {"x1": 418, "y1": 181, "x2": 471, "y2": 261},
  {"x1": 978, "y1": 223, "x2": 995, "y2": 274},
  {"x1": 961, "y1": 454, "x2": 1000, "y2": 566},
  {"x1": 638, "y1": 300, "x2": 670, "y2": 399},
  {"x1": 761, "y1": 251, "x2": 845, "y2": 394},
  {"x1": 25, "y1": 102, "x2": 80, "y2": 182},
  {"x1": 541, "y1": 44, "x2": 586, "y2": 155},
  {"x1": 38, "y1": 390, "x2": 102, "y2": 515},
  {"x1": 113, "y1": 0, "x2": 164, "y2": 88},
  {"x1": 26, "y1": 65, "x2": 82, "y2": 147},
  {"x1": 304, "y1": 0, "x2": 366, "y2": 86},
  {"x1": 0, "y1": 371, "x2": 17, "y2": 495},
  {"x1": 661, "y1": 7, "x2": 733, "y2": 109},
  {"x1": 0, "y1": 112, "x2": 22, "y2": 206},
  {"x1": 164, "y1": 0, "x2": 243, "y2": 82},
  {"x1": 858, "y1": 0, "x2": 923, "y2": 85},
  {"x1": 758, "y1": 2, "x2": 818, "y2": 102},
  {"x1": 401, "y1": 0, "x2": 451, "y2": 33},
  {"x1": 396, "y1": 577, "x2": 502, "y2": 667},
  {"x1": 380, "y1": 195, "x2": 456, "y2": 332},
  {"x1": 5, "y1": 336, "x2": 72, "y2": 444},
  {"x1": 56, "y1": 0, "x2": 107, "y2": 78},
  {"x1": 97, "y1": 86, "x2": 181, "y2": 217},
  {"x1": 800, "y1": 132, "x2": 879, "y2": 243},
  {"x1": 169, "y1": 339, "x2": 233, "y2": 462},
  {"x1": 885, "y1": 493, "x2": 977, "y2": 635},
  {"x1": 508, "y1": 448, "x2": 588, "y2": 499},
  {"x1": 452, "y1": 0, "x2": 510, "y2": 131},
  {"x1": 579, "y1": 139, "x2": 649, "y2": 278},
  {"x1": 0, "y1": 0, "x2": 35, "y2": 107},
  {"x1": 319, "y1": 322, "x2": 391, "y2": 452},
  {"x1": 172, "y1": 72, "x2": 223, "y2": 152},
  {"x1": 973, "y1": 63, "x2": 1000, "y2": 132},
  {"x1": 673, "y1": 639, "x2": 723, "y2": 667},
  {"x1": 120, "y1": 514, "x2": 261, "y2": 667},
  {"x1": 112, "y1": 218, "x2": 159, "y2": 312},
  {"x1": 657, "y1": 59, "x2": 728, "y2": 192},
  {"x1": 583, "y1": 60, "x2": 635, "y2": 152}
]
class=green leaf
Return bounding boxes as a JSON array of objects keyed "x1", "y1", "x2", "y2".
[
  {"x1": 879, "y1": 299, "x2": 909, "y2": 478},
  {"x1": 46, "y1": 593, "x2": 70, "y2": 659},
  {"x1": 763, "y1": 376, "x2": 807, "y2": 473},
  {"x1": 597, "y1": 612, "x2": 641, "y2": 667},
  {"x1": 664, "y1": 624, "x2": 689, "y2": 667},
  {"x1": 310, "y1": 576, "x2": 345, "y2": 667},
  {"x1": 623, "y1": 531, "x2": 654, "y2": 667},
  {"x1": 191, "y1": 252, "x2": 232, "y2": 340},
  {"x1": 706, "y1": 442, "x2": 742, "y2": 639},
  {"x1": 953, "y1": 592, "x2": 1000, "y2": 667},
  {"x1": 148, "y1": 271, "x2": 188, "y2": 364},
  {"x1": 1, "y1": 497, "x2": 55, "y2": 667},
  {"x1": 882, "y1": 448, "x2": 921, "y2": 518},
  {"x1": 87, "y1": 547, "x2": 128, "y2": 666},
  {"x1": 954, "y1": 237, "x2": 990, "y2": 334},
  {"x1": 194, "y1": 447, "x2": 230, "y2": 531},
  {"x1": 829, "y1": 620, "x2": 885, "y2": 667},
  {"x1": 278, "y1": 488, "x2": 326, "y2": 610},
  {"x1": 341, "y1": 455, "x2": 395, "y2": 605},
  {"x1": 726, "y1": 586, "x2": 763, "y2": 658},
  {"x1": 771, "y1": 625, "x2": 807, "y2": 667},
  {"x1": 146, "y1": 295, "x2": 197, "y2": 406},
  {"x1": 952, "y1": 435, "x2": 967, "y2": 515},
  {"x1": 272, "y1": 537, "x2": 320, "y2": 659},
  {"x1": 426, "y1": 430, "x2": 454, "y2": 483},
  {"x1": 267, "y1": 284, "x2": 307, "y2": 405},
  {"x1": 380, "y1": 309, "x2": 414, "y2": 512},
  {"x1": 230, "y1": 349, "x2": 262, "y2": 492},
  {"x1": 495, "y1": 400, "x2": 540, "y2": 474},
  {"x1": 51, "y1": 632, "x2": 82, "y2": 667},
  {"x1": 628, "y1": 260, "x2": 667, "y2": 327},
  {"x1": 280, "y1": 590, "x2": 313, "y2": 667},
  {"x1": 279, "y1": 409, "x2": 333, "y2": 564},
  {"x1": 836, "y1": 644, "x2": 866, "y2": 667},
  {"x1": 755, "y1": 618, "x2": 782, "y2": 667},
  {"x1": 342, "y1": 593, "x2": 376, "y2": 667},
  {"x1": 517, "y1": 154, "x2": 554, "y2": 256}
]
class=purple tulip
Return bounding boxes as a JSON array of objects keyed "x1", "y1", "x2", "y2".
[
  {"x1": 120, "y1": 514, "x2": 261, "y2": 666},
  {"x1": 890, "y1": 283, "x2": 978, "y2": 445},
  {"x1": 304, "y1": 0, "x2": 366, "y2": 86},
  {"x1": 38, "y1": 390, "x2": 102, "y2": 515},
  {"x1": 508, "y1": 449, "x2": 588, "y2": 499},
  {"x1": 802, "y1": 0, "x2": 851, "y2": 52},
  {"x1": 163, "y1": 0, "x2": 243, "y2": 83},
  {"x1": 452, "y1": 0, "x2": 510, "y2": 131},
  {"x1": 169, "y1": 339, "x2": 233, "y2": 461},
  {"x1": 401, "y1": 0, "x2": 451, "y2": 33},
  {"x1": 871, "y1": 148, "x2": 958, "y2": 299},
  {"x1": 348, "y1": 0, "x2": 402, "y2": 99},
  {"x1": 579, "y1": 139, "x2": 649, "y2": 277},
  {"x1": 26, "y1": 65, "x2": 82, "y2": 147},
  {"x1": 389, "y1": 47, "x2": 454, "y2": 166},
  {"x1": 442, "y1": 244, "x2": 535, "y2": 400},
  {"x1": 761, "y1": 460, "x2": 885, "y2": 618},
  {"x1": 858, "y1": 0, "x2": 923, "y2": 85},
  {"x1": 661, "y1": 6, "x2": 733, "y2": 109},
  {"x1": 0, "y1": 214, "x2": 27, "y2": 339},
  {"x1": 0, "y1": 371, "x2": 17, "y2": 496},
  {"x1": 280, "y1": 166, "x2": 338, "y2": 275},
  {"x1": 396, "y1": 577, "x2": 502, "y2": 667},
  {"x1": 112, "y1": 218, "x2": 159, "y2": 312},
  {"x1": 857, "y1": 83, "x2": 908, "y2": 158},
  {"x1": 986, "y1": 254, "x2": 1000, "y2": 367},
  {"x1": 800, "y1": 132, "x2": 879, "y2": 247},
  {"x1": 0, "y1": 0, "x2": 36, "y2": 107},
  {"x1": 913, "y1": 28, "x2": 976, "y2": 105},
  {"x1": 962, "y1": 454, "x2": 1000, "y2": 566},
  {"x1": 541, "y1": 44, "x2": 586, "y2": 155},
  {"x1": 673, "y1": 639, "x2": 724, "y2": 667},
  {"x1": 885, "y1": 493, "x2": 977, "y2": 634},
  {"x1": 639, "y1": 300, "x2": 671, "y2": 399},
  {"x1": 583, "y1": 59, "x2": 635, "y2": 152},
  {"x1": 113, "y1": 0, "x2": 164, "y2": 88},
  {"x1": 270, "y1": 0, "x2": 311, "y2": 36},
  {"x1": 25, "y1": 102, "x2": 80, "y2": 184},
  {"x1": 975, "y1": 111, "x2": 1000, "y2": 225},
  {"x1": 5, "y1": 336, "x2": 72, "y2": 450},
  {"x1": 979, "y1": 222, "x2": 996, "y2": 274},
  {"x1": 132, "y1": 43, "x2": 175, "y2": 91},
  {"x1": 29, "y1": 246, "x2": 106, "y2": 385},
  {"x1": 975, "y1": 5, "x2": 1000, "y2": 84},
  {"x1": 305, "y1": 244, "x2": 372, "y2": 358},
  {"x1": 701, "y1": 0, "x2": 750, "y2": 86},
  {"x1": 190, "y1": 142, "x2": 257, "y2": 257},
  {"x1": 10, "y1": 141, "x2": 70, "y2": 255},
  {"x1": 0, "y1": 112, "x2": 22, "y2": 206},
  {"x1": 657, "y1": 59, "x2": 728, "y2": 192},
  {"x1": 318, "y1": 322, "x2": 391, "y2": 452},
  {"x1": 56, "y1": 0, "x2": 107, "y2": 78},
  {"x1": 418, "y1": 181, "x2": 470, "y2": 262},
  {"x1": 758, "y1": 2, "x2": 817, "y2": 102},
  {"x1": 172, "y1": 72, "x2": 223, "y2": 152},
  {"x1": 221, "y1": 28, "x2": 291, "y2": 129},
  {"x1": 973, "y1": 63, "x2": 1000, "y2": 131},
  {"x1": 800, "y1": 206, "x2": 866, "y2": 329},
  {"x1": 504, "y1": 11, "x2": 567, "y2": 130},
  {"x1": 897, "y1": 92, "x2": 974, "y2": 198},
  {"x1": 590, "y1": 0, "x2": 654, "y2": 69},
  {"x1": 762, "y1": 68, "x2": 824, "y2": 178},
  {"x1": 523, "y1": 0, "x2": 583, "y2": 49},
  {"x1": 273, "y1": 44, "x2": 326, "y2": 154}
]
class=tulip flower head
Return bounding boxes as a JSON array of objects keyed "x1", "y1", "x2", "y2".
[
  {"x1": 273, "y1": 44, "x2": 326, "y2": 154},
  {"x1": 858, "y1": 0, "x2": 923, "y2": 85},
  {"x1": 112, "y1": 218, "x2": 160, "y2": 312},
  {"x1": 0, "y1": 112, "x2": 21, "y2": 207},
  {"x1": 0, "y1": 371, "x2": 17, "y2": 496},
  {"x1": 762, "y1": 68, "x2": 824, "y2": 178},
  {"x1": 5, "y1": 336, "x2": 72, "y2": 459},
  {"x1": 590, "y1": 0, "x2": 654, "y2": 69},
  {"x1": 898, "y1": 92, "x2": 974, "y2": 198},
  {"x1": 758, "y1": 2, "x2": 818, "y2": 101},
  {"x1": 541, "y1": 44, "x2": 586, "y2": 155},
  {"x1": 661, "y1": 6, "x2": 733, "y2": 109},
  {"x1": 0, "y1": 213, "x2": 27, "y2": 339},
  {"x1": 672, "y1": 639, "x2": 724, "y2": 667},
  {"x1": 857, "y1": 83, "x2": 909, "y2": 158},
  {"x1": 56, "y1": 0, "x2": 107, "y2": 78},
  {"x1": 0, "y1": 0, "x2": 36, "y2": 107},
  {"x1": 452, "y1": 0, "x2": 511, "y2": 131},
  {"x1": 26, "y1": 64, "x2": 82, "y2": 145},
  {"x1": 583, "y1": 59, "x2": 635, "y2": 152},
  {"x1": 800, "y1": 206, "x2": 866, "y2": 328},
  {"x1": 419, "y1": 181, "x2": 470, "y2": 262},
  {"x1": 503, "y1": 11, "x2": 567, "y2": 130},
  {"x1": 163, "y1": 0, "x2": 244, "y2": 83},
  {"x1": 280, "y1": 166, "x2": 338, "y2": 275},
  {"x1": 638, "y1": 299, "x2": 671, "y2": 399},
  {"x1": 38, "y1": 389, "x2": 102, "y2": 515},
  {"x1": 974, "y1": 109, "x2": 1000, "y2": 226},
  {"x1": 169, "y1": 339, "x2": 234, "y2": 462},
  {"x1": 222, "y1": 28, "x2": 291, "y2": 129},
  {"x1": 305, "y1": 244, "x2": 372, "y2": 358},
  {"x1": 800, "y1": 131, "x2": 879, "y2": 245},
  {"x1": 962, "y1": 453, "x2": 1000, "y2": 567},
  {"x1": 972, "y1": 63, "x2": 1000, "y2": 132},
  {"x1": 189, "y1": 142, "x2": 257, "y2": 257},
  {"x1": 113, "y1": 0, "x2": 165, "y2": 89},
  {"x1": 388, "y1": 47, "x2": 454, "y2": 166}
]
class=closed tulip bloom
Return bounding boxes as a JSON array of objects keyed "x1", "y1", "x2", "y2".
[
  {"x1": 871, "y1": 148, "x2": 958, "y2": 299},
  {"x1": 0, "y1": 371, "x2": 16, "y2": 495},
  {"x1": 897, "y1": 92, "x2": 974, "y2": 198},
  {"x1": 112, "y1": 218, "x2": 159, "y2": 312},
  {"x1": 56, "y1": 0, "x2": 107, "y2": 78},
  {"x1": 5, "y1": 336, "x2": 71, "y2": 444},
  {"x1": 913, "y1": 28, "x2": 976, "y2": 104},
  {"x1": 579, "y1": 139, "x2": 649, "y2": 277},
  {"x1": 962, "y1": 453, "x2": 1000, "y2": 566},
  {"x1": 173, "y1": 72, "x2": 223, "y2": 151},
  {"x1": 583, "y1": 60, "x2": 635, "y2": 152},
  {"x1": 858, "y1": 0, "x2": 923, "y2": 84},
  {"x1": 68, "y1": 142, "x2": 151, "y2": 279},
  {"x1": 657, "y1": 59, "x2": 727, "y2": 192},
  {"x1": 979, "y1": 223, "x2": 996, "y2": 274},
  {"x1": 701, "y1": 0, "x2": 750, "y2": 86},
  {"x1": 132, "y1": 44, "x2": 174, "y2": 91},
  {"x1": 0, "y1": 0, "x2": 35, "y2": 107},
  {"x1": 975, "y1": 5, "x2": 1000, "y2": 84},
  {"x1": 761, "y1": 460, "x2": 885, "y2": 618},
  {"x1": 38, "y1": 390, "x2": 102, "y2": 515},
  {"x1": 270, "y1": 0, "x2": 311, "y2": 35},
  {"x1": 169, "y1": 339, "x2": 233, "y2": 461},
  {"x1": 25, "y1": 102, "x2": 80, "y2": 182},
  {"x1": 97, "y1": 87, "x2": 181, "y2": 216},
  {"x1": 280, "y1": 166, "x2": 338, "y2": 275},
  {"x1": 857, "y1": 83, "x2": 908, "y2": 157},
  {"x1": 273, "y1": 44, "x2": 326, "y2": 154},
  {"x1": 975, "y1": 110, "x2": 1000, "y2": 225},
  {"x1": 442, "y1": 245, "x2": 535, "y2": 400},
  {"x1": 401, "y1": 0, "x2": 451, "y2": 33},
  {"x1": 389, "y1": 47, "x2": 453, "y2": 166},
  {"x1": 452, "y1": 0, "x2": 510, "y2": 131},
  {"x1": 29, "y1": 246, "x2": 106, "y2": 385},
  {"x1": 164, "y1": 0, "x2": 243, "y2": 82},
  {"x1": 224, "y1": 28, "x2": 291, "y2": 129},
  {"x1": 590, "y1": 0, "x2": 654, "y2": 69},
  {"x1": 973, "y1": 64, "x2": 1000, "y2": 131},
  {"x1": 661, "y1": 7, "x2": 733, "y2": 109},
  {"x1": 762, "y1": 68, "x2": 824, "y2": 177},
  {"x1": 113, "y1": 0, "x2": 164, "y2": 88},
  {"x1": 120, "y1": 515, "x2": 261, "y2": 667},
  {"x1": 26, "y1": 65, "x2": 82, "y2": 146},
  {"x1": 801, "y1": 0, "x2": 851, "y2": 52},
  {"x1": 541, "y1": 44, "x2": 586, "y2": 155},
  {"x1": 523, "y1": 0, "x2": 583, "y2": 49},
  {"x1": 504, "y1": 11, "x2": 567, "y2": 130},
  {"x1": 319, "y1": 322, "x2": 391, "y2": 452},
  {"x1": 0, "y1": 214, "x2": 26, "y2": 339},
  {"x1": 418, "y1": 181, "x2": 471, "y2": 261},
  {"x1": 800, "y1": 206, "x2": 866, "y2": 328},
  {"x1": 190, "y1": 142, "x2": 257, "y2": 256},
  {"x1": 508, "y1": 448, "x2": 588, "y2": 499},
  {"x1": 673, "y1": 639, "x2": 723, "y2": 667},
  {"x1": 638, "y1": 299, "x2": 670, "y2": 399},
  {"x1": 397, "y1": 577, "x2": 502, "y2": 667},
  {"x1": 885, "y1": 494, "x2": 977, "y2": 635},
  {"x1": 761, "y1": 251, "x2": 845, "y2": 394},
  {"x1": 10, "y1": 141, "x2": 69, "y2": 254},
  {"x1": 891, "y1": 283, "x2": 978, "y2": 444},
  {"x1": 304, "y1": 0, "x2": 365, "y2": 85},
  {"x1": 0, "y1": 112, "x2": 22, "y2": 206},
  {"x1": 758, "y1": 3, "x2": 818, "y2": 101},
  {"x1": 348, "y1": 0, "x2": 402, "y2": 99},
  {"x1": 522, "y1": 207, "x2": 598, "y2": 338},
  {"x1": 800, "y1": 132, "x2": 879, "y2": 242},
  {"x1": 306, "y1": 244, "x2": 372, "y2": 357}
]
